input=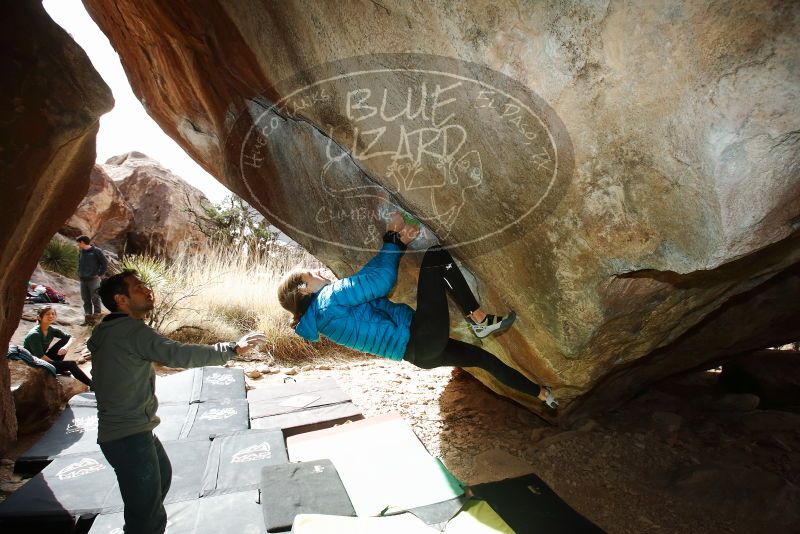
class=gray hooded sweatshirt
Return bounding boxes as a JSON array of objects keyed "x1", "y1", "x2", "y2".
[{"x1": 88, "y1": 314, "x2": 235, "y2": 443}]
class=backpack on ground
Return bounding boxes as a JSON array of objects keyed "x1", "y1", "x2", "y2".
[{"x1": 43, "y1": 286, "x2": 66, "y2": 303}]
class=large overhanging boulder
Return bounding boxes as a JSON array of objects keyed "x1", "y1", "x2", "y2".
[
  {"x1": 0, "y1": 2, "x2": 113, "y2": 453},
  {"x1": 83, "y1": 1, "x2": 800, "y2": 422}
]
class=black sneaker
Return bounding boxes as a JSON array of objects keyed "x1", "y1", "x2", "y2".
[{"x1": 470, "y1": 311, "x2": 516, "y2": 338}]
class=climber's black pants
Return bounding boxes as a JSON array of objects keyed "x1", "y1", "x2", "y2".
[{"x1": 403, "y1": 246, "x2": 540, "y2": 397}]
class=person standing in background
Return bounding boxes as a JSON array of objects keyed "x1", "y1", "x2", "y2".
[{"x1": 76, "y1": 235, "x2": 108, "y2": 325}]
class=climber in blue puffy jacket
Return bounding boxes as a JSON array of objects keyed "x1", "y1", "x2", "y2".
[{"x1": 278, "y1": 212, "x2": 556, "y2": 408}]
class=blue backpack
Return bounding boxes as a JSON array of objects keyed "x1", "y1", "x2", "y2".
[{"x1": 6, "y1": 345, "x2": 57, "y2": 375}]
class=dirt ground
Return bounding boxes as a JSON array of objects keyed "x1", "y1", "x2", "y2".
[
  {"x1": 4, "y1": 307, "x2": 800, "y2": 532},
  {"x1": 235, "y1": 350, "x2": 800, "y2": 534}
]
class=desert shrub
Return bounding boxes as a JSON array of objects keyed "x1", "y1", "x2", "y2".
[
  {"x1": 40, "y1": 237, "x2": 79, "y2": 278},
  {"x1": 120, "y1": 254, "x2": 200, "y2": 333},
  {"x1": 171, "y1": 243, "x2": 327, "y2": 365},
  {"x1": 184, "y1": 194, "x2": 279, "y2": 256},
  {"x1": 119, "y1": 242, "x2": 360, "y2": 365}
]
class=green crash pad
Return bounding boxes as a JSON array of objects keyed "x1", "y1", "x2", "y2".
[
  {"x1": 444, "y1": 499, "x2": 514, "y2": 533},
  {"x1": 470, "y1": 473, "x2": 603, "y2": 533}
]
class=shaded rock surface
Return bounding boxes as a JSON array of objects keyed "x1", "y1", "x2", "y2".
[
  {"x1": 721, "y1": 349, "x2": 800, "y2": 408},
  {"x1": 61, "y1": 165, "x2": 134, "y2": 254},
  {"x1": 82, "y1": 0, "x2": 800, "y2": 420},
  {"x1": 105, "y1": 152, "x2": 211, "y2": 260},
  {"x1": 0, "y1": 2, "x2": 112, "y2": 454},
  {"x1": 11, "y1": 365, "x2": 87, "y2": 436}
]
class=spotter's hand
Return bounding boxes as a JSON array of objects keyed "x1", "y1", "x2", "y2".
[{"x1": 235, "y1": 332, "x2": 267, "y2": 355}]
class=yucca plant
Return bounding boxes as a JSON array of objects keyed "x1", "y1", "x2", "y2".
[{"x1": 40, "y1": 237, "x2": 79, "y2": 278}]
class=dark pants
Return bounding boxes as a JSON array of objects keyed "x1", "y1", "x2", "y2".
[
  {"x1": 100, "y1": 432, "x2": 172, "y2": 534},
  {"x1": 404, "y1": 246, "x2": 541, "y2": 398},
  {"x1": 46, "y1": 338, "x2": 92, "y2": 388},
  {"x1": 80, "y1": 276, "x2": 102, "y2": 314}
]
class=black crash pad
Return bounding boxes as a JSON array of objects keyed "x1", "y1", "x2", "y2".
[
  {"x1": 18, "y1": 405, "x2": 101, "y2": 462},
  {"x1": 248, "y1": 379, "x2": 362, "y2": 436},
  {"x1": 156, "y1": 366, "x2": 246, "y2": 404},
  {"x1": 249, "y1": 402, "x2": 363, "y2": 436},
  {"x1": 0, "y1": 451, "x2": 117, "y2": 520},
  {"x1": 181, "y1": 399, "x2": 250, "y2": 440},
  {"x1": 259, "y1": 459, "x2": 355, "y2": 533},
  {"x1": 247, "y1": 379, "x2": 351, "y2": 419},
  {"x1": 89, "y1": 490, "x2": 264, "y2": 534},
  {"x1": 67, "y1": 391, "x2": 97, "y2": 408},
  {"x1": 200, "y1": 428, "x2": 288, "y2": 497},
  {"x1": 89, "y1": 498, "x2": 198, "y2": 534},
  {"x1": 470, "y1": 473, "x2": 603, "y2": 533},
  {"x1": 102, "y1": 438, "x2": 212, "y2": 512}
]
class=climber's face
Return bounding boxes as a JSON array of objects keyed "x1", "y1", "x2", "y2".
[
  {"x1": 299, "y1": 269, "x2": 333, "y2": 295},
  {"x1": 116, "y1": 275, "x2": 155, "y2": 318}
]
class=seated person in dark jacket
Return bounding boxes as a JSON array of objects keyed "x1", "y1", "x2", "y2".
[{"x1": 23, "y1": 306, "x2": 92, "y2": 388}]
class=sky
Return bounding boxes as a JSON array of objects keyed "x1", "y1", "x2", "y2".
[{"x1": 43, "y1": 0, "x2": 231, "y2": 203}]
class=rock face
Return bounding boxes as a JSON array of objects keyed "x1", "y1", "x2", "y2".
[
  {"x1": 60, "y1": 154, "x2": 215, "y2": 259},
  {"x1": 83, "y1": 0, "x2": 800, "y2": 420},
  {"x1": 0, "y1": 2, "x2": 112, "y2": 453},
  {"x1": 721, "y1": 350, "x2": 800, "y2": 409},
  {"x1": 105, "y1": 152, "x2": 211, "y2": 260},
  {"x1": 11, "y1": 365, "x2": 87, "y2": 436},
  {"x1": 61, "y1": 165, "x2": 134, "y2": 254}
]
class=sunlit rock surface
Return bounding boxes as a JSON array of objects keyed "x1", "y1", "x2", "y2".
[
  {"x1": 105, "y1": 152, "x2": 212, "y2": 260},
  {"x1": 61, "y1": 165, "x2": 134, "y2": 254}
]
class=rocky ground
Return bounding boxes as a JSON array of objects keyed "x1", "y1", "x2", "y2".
[
  {"x1": 3, "y1": 267, "x2": 799, "y2": 532},
  {"x1": 238, "y1": 354, "x2": 800, "y2": 534}
]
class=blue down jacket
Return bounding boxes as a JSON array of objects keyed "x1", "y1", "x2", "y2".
[{"x1": 295, "y1": 243, "x2": 414, "y2": 360}]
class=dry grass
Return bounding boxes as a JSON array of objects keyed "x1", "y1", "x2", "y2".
[{"x1": 130, "y1": 242, "x2": 364, "y2": 367}]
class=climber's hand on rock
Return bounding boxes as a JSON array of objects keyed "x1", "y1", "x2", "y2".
[
  {"x1": 399, "y1": 223, "x2": 420, "y2": 245},
  {"x1": 387, "y1": 212, "x2": 404, "y2": 233}
]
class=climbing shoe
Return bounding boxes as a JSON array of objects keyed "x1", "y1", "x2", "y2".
[
  {"x1": 541, "y1": 386, "x2": 558, "y2": 409},
  {"x1": 470, "y1": 311, "x2": 516, "y2": 338}
]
